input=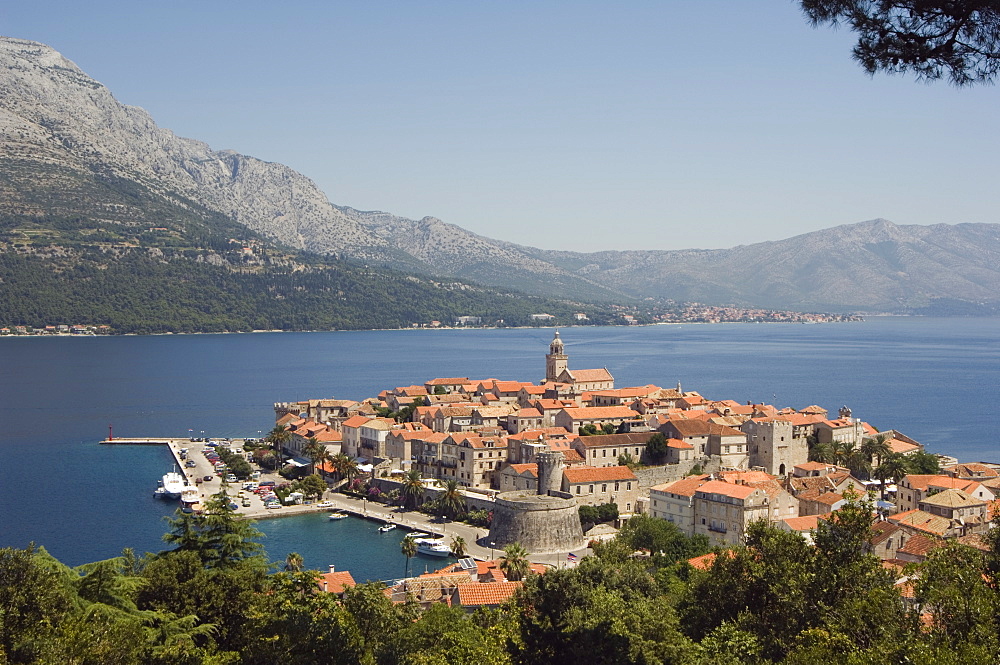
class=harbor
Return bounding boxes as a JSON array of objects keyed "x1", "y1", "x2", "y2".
[{"x1": 106, "y1": 435, "x2": 585, "y2": 571}]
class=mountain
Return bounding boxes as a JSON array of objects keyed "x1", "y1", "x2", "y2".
[
  {"x1": 2, "y1": 36, "x2": 998, "y2": 317},
  {"x1": 527, "y1": 219, "x2": 1000, "y2": 311}
]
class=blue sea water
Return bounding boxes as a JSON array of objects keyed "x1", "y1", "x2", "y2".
[{"x1": 1, "y1": 318, "x2": 997, "y2": 572}]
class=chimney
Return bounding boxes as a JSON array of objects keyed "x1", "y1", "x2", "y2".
[{"x1": 328, "y1": 564, "x2": 336, "y2": 573}]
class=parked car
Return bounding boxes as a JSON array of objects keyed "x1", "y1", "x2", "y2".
[
  {"x1": 242, "y1": 498, "x2": 252, "y2": 507},
  {"x1": 203, "y1": 475, "x2": 213, "y2": 482}
]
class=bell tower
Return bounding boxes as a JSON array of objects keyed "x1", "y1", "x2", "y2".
[{"x1": 546, "y1": 330, "x2": 568, "y2": 382}]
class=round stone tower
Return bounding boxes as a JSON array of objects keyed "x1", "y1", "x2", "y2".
[
  {"x1": 487, "y1": 491, "x2": 586, "y2": 554},
  {"x1": 536, "y1": 449, "x2": 564, "y2": 496},
  {"x1": 487, "y1": 447, "x2": 583, "y2": 553}
]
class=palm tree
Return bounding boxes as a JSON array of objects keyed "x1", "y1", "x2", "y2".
[
  {"x1": 341, "y1": 456, "x2": 360, "y2": 486},
  {"x1": 266, "y1": 424, "x2": 292, "y2": 453},
  {"x1": 264, "y1": 425, "x2": 292, "y2": 468},
  {"x1": 283, "y1": 552, "x2": 304, "y2": 572},
  {"x1": 861, "y1": 434, "x2": 892, "y2": 471},
  {"x1": 331, "y1": 452, "x2": 350, "y2": 480},
  {"x1": 438, "y1": 479, "x2": 464, "y2": 519},
  {"x1": 401, "y1": 536, "x2": 417, "y2": 578},
  {"x1": 450, "y1": 535, "x2": 467, "y2": 558},
  {"x1": 834, "y1": 440, "x2": 868, "y2": 476},
  {"x1": 499, "y1": 542, "x2": 530, "y2": 581},
  {"x1": 400, "y1": 470, "x2": 424, "y2": 510},
  {"x1": 808, "y1": 441, "x2": 835, "y2": 464},
  {"x1": 874, "y1": 453, "x2": 909, "y2": 501},
  {"x1": 302, "y1": 438, "x2": 328, "y2": 476}
]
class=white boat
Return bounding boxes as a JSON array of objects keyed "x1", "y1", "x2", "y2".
[
  {"x1": 328, "y1": 512, "x2": 348, "y2": 521},
  {"x1": 378, "y1": 522, "x2": 396, "y2": 533},
  {"x1": 414, "y1": 538, "x2": 452, "y2": 557},
  {"x1": 160, "y1": 471, "x2": 186, "y2": 499}
]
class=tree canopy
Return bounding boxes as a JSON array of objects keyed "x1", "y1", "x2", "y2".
[{"x1": 802, "y1": 0, "x2": 1000, "y2": 85}]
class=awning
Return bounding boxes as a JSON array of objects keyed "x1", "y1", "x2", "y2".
[{"x1": 286, "y1": 457, "x2": 310, "y2": 467}]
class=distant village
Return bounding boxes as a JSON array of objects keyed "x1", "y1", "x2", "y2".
[
  {"x1": 273, "y1": 331, "x2": 997, "y2": 561},
  {"x1": 421, "y1": 305, "x2": 860, "y2": 328},
  {"x1": 0, "y1": 323, "x2": 111, "y2": 335}
]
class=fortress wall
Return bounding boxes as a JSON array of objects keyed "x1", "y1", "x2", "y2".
[{"x1": 488, "y1": 491, "x2": 586, "y2": 554}]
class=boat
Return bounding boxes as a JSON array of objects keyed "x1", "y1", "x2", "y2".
[
  {"x1": 328, "y1": 512, "x2": 348, "y2": 521},
  {"x1": 378, "y1": 522, "x2": 396, "y2": 533},
  {"x1": 414, "y1": 538, "x2": 452, "y2": 557},
  {"x1": 179, "y1": 488, "x2": 201, "y2": 512},
  {"x1": 159, "y1": 471, "x2": 186, "y2": 499}
]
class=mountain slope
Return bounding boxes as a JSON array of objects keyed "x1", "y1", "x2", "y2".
[
  {"x1": 528, "y1": 219, "x2": 1000, "y2": 311},
  {"x1": 2, "y1": 36, "x2": 998, "y2": 315},
  {"x1": 0, "y1": 37, "x2": 374, "y2": 254}
]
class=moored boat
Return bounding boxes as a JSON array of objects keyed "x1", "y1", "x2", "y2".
[
  {"x1": 378, "y1": 522, "x2": 396, "y2": 532},
  {"x1": 328, "y1": 512, "x2": 347, "y2": 521},
  {"x1": 414, "y1": 538, "x2": 451, "y2": 557},
  {"x1": 160, "y1": 471, "x2": 186, "y2": 499}
]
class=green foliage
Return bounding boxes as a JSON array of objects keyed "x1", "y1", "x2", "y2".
[
  {"x1": 616, "y1": 514, "x2": 710, "y2": 566},
  {"x1": 4, "y1": 493, "x2": 1000, "y2": 664},
  {"x1": 0, "y1": 197, "x2": 625, "y2": 334},
  {"x1": 905, "y1": 450, "x2": 942, "y2": 475},
  {"x1": 294, "y1": 474, "x2": 328, "y2": 501},
  {"x1": 579, "y1": 503, "x2": 619, "y2": 527},
  {"x1": 801, "y1": 0, "x2": 1000, "y2": 86},
  {"x1": 161, "y1": 493, "x2": 265, "y2": 569},
  {"x1": 214, "y1": 448, "x2": 251, "y2": 479},
  {"x1": 645, "y1": 432, "x2": 669, "y2": 464}
]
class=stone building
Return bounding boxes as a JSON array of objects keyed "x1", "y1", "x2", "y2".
[
  {"x1": 741, "y1": 417, "x2": 809, "y2": 477},
  {"x1": 562, "y1": 465, "x2": 639, "y2": 515}
]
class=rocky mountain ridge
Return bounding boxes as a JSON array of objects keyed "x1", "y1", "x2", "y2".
[{"x1": 2, "y1": 36, "x2": 999, "y2": 313}]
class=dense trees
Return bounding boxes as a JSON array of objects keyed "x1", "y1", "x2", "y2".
[
  {"x1": 801, "y1": 0, "x2": 1000, "y2": 85},
  {"x1": 5, "y1": 496, "x2": 1000, "y2": 664}
]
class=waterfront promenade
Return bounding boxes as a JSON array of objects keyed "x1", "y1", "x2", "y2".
[{"x1": 116, "y1": 437, "x2": 588, "y2": 570}]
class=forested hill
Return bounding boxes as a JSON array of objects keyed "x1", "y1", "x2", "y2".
[{"x1": 0, "y1": 168, "x2": 619, "y2": 333}]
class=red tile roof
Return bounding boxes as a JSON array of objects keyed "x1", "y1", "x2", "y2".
[
  {"x1": 563, "y1": 465, "x2": 637, "y2": 483},
  {"x1": 318, "y1": 570, "x2": 357, "y2": 594},
  {"x1": 454, "y1": 581, "x2": 522, "y2": 607}
]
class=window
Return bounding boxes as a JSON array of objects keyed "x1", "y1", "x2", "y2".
[
  {"x1": 589, "y1": 485, "x2": 594, "y2": 494},
  {"x1": 576, "y1": 486, "x2": 581, "y2": 494},
  {"x1": 627, "y1": 482, "x2": 632, "y2": 490},
  {"x1": 615, "y1": 482, "x2": 619, "y2": 491},
  {"x1": 602, "y1": 484, "x2": 607, "y2": 493}
]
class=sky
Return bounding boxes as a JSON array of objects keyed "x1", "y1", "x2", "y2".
[{"x1": 3, "y1": 1, "x2": 998, "y2": 252}]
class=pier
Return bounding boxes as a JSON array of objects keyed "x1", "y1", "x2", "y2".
[{"x1": 101, "y1": 435, "x2": 586, "y2": 568}]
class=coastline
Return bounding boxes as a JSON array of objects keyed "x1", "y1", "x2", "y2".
[{"x1": 132, "y1": 437, "x2": 586, "y2": 567}]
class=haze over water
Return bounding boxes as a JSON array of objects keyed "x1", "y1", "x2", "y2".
[{"x1": 1, "y1": 318, "x2": 997, "y2": 571}]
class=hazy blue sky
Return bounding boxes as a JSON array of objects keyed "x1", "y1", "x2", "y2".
[{"x1": 3, "y1": 1, "x2": 998, "y2": 252}]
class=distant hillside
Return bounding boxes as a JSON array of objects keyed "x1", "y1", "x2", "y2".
[
  {"x1": 527, "y1": 219, "x2": 1000, "y2": 312},
  {"x1": 2, "y1": 36, "x2": 998, "y2": 317}
]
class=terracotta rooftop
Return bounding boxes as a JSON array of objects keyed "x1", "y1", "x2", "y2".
[
  {"x1": 563, "y1": 465, "x2": 637, "y2": 483},
  {"x1": 695, "y1": 479, "x2": 759, "y2": 500},
  {"x1": 318, "y1": 570, "x2": 357, "y2": 594},
  {"x1": 453, "y1": 581, "x2": 522, "y2": 607},
  {"x1": 573, "y1": 432, "x2": 654, "y2": 447},
  {"x1": 897, "y1": 533, "x2": 946, "y2": 559},
  {"x1": 889, "y1": 509, "x2": 952, "y2": 536},
  {"x1": 650, "y1": 474, "x2": 711, "y2": 497}
]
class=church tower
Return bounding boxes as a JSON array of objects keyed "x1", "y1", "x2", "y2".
[{"x1": 546, "y1": 330, "x2": 568, "y2": 382}]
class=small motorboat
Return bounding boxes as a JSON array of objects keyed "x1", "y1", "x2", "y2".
[
  {"x1": 328, "y1": 512, "x2": 348, "y2": 521},
  {"x1": 378, "y1": 522, "x2": 396, "y2": 533}
]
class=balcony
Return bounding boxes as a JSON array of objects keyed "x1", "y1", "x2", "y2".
[{"x1": 707, "y1": 523, "x2": 728, "y2": 534}]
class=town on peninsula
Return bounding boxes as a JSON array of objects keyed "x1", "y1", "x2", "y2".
[{"x1": 254, "y1": 331, "x2": 997, "y2": 587}]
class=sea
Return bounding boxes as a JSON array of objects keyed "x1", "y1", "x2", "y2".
[{"x1": 1, "y1": 317, "x2": 997, "y2": 577}]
